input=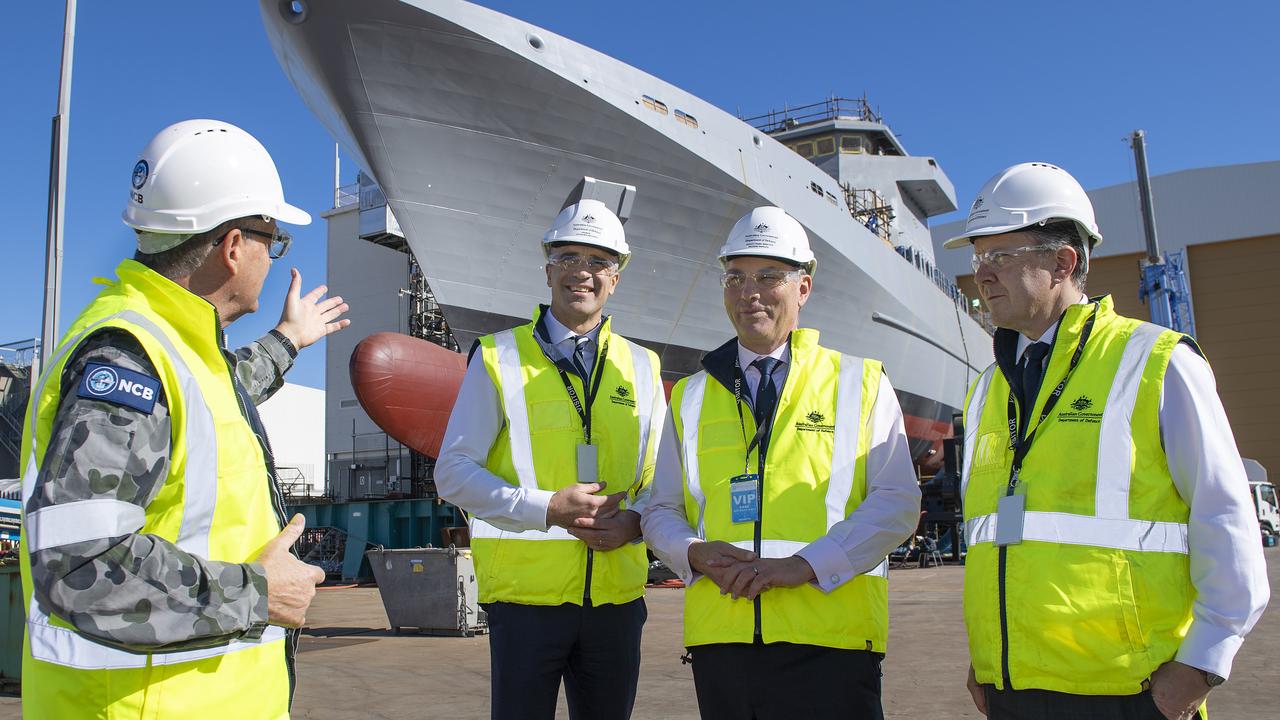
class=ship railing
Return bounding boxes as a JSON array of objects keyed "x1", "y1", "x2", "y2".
[
  {"x1": 741, "y1": 94, "x2": 883, "y2": 135},
  {"x1": 890, "y1": 245, "x2": 992, "y2": 330},
  {"x1": 335, "y1": 182, "x2": 359, "y2": 209}
]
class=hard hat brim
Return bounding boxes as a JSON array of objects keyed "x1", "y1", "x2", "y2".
[
  {"x1": 944, "y1": 219, "x2": 1103, "y2": 250},
  {"x1": 274, "y1": 202, "x2": 312, "y2": 226}
]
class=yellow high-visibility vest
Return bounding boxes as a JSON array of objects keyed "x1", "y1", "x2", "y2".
[
  {"x1": 20, "y1": 260, "x2": 289, "y2": 719},
  {"x1": 963, "y1": 296, "x2": 1193, "y2": 695},
  {"x1": 669, "y1": 329, "x2": 889, "y2": 650},
  {"x1": 472, "y1": 309, "x2": 662, "y2": 606}
]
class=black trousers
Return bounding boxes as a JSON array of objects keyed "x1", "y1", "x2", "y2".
[
  {"x1": 485, "y1": 598, "x2": 646, "y2": 720},
  {"x1": 689, "y1": 642, "x2": 884, "y2": 720},
  {"x1": 984, "y1": 686, "x2": 1205, "y2": 720}
]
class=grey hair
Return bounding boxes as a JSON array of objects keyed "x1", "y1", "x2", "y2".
[
  {"x1": 132, "y1": 218, "x2": 239, "y2": 280},
  {"x1": 1027, "y1": 221, "x2": 1089, "y2": 292}
]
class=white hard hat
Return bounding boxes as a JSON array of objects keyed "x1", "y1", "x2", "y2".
[
  {"x1": 944, "y1": 162, "x2": 1103, "y2": 256},
  {"x1": 542, "y1": 199, "x2": 630, "y2": 270},
  {"x1": 122, "y1": 119, "x2": 310, "y2": 253},
  {"x1": 719, "y1": 206, "x2": 816, "y2": 274}
]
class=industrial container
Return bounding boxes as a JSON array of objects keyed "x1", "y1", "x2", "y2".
[
  {"x1": 366, "y1": 547, "x2": 485, "y2": 636},
  {"x1": 0, "y1": 562, "x2": 23, "y2": 687}
]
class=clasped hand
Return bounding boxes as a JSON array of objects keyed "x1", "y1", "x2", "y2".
[
  {"x1": 546, "y1": 481, "x2": 640, "y2": 552},
  {"x1": 687, "y1": 540, "x2": 816, "y2": 600}
]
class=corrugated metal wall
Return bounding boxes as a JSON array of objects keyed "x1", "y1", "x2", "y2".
[{"x1": 1186, "y1": 234, "x2": 1280, "y2": 478}]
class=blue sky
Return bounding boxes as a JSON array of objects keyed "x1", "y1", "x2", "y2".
[{"x1": 5, "y1": 1, "x2": 1278, "y2": 388}]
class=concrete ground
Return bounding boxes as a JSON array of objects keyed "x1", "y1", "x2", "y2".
[{"x1": 2, "y1": 548, "x2": 1275, "y2": 718}]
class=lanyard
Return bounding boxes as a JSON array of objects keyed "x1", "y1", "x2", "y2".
[
  {"x1": 555, "y1": 338, "x2": 609, "y2": 444},
  {"x1": 1004, "y1": 305, "x2": 1097, "y2": 494},
  {"x1": 732, "y1": 357, "x2": 774, "y2": 474}
]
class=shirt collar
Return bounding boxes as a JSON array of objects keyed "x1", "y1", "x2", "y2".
[
  {"x1": 737, "y1": 339, "x2": 789, "y2": 372},
  {"x1": 1017, "y1": 293, "x2": 1089, "y2": 361},
  {"x1": 542, "y1": 308, "x2": 601, "y2": 347}
]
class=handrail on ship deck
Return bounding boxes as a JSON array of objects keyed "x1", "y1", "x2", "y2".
[{"x1": 740, "y1": 95, "x2": 883, "y2": 134}]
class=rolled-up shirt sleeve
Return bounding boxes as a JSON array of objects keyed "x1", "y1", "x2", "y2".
[
  {"x1": 433, "y1": 353, "x2": 554, "y2": 531},
  {"x1": 1163, "y1": 343, "x2": 1270, "y2": 679},
  {"x1": 640, "y1": 407, "x2": 703, "y2": 585},
  {"x1": 795, "y1": 372, "x2": 921, "y2": 592}
]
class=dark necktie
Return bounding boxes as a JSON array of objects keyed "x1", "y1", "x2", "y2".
[
  {"x1": 751, "y1": 356, "x2": 781, "y2": 428},
  {"x1": 570, "y1": 335, "x2": 593, "y2": 382},
  {"x1": 1019, "y1": 342, "x2": 1051, "y2": 413}
]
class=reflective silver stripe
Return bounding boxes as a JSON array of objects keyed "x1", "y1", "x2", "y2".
[
  {"x1": 960, "y1": 366, "x2": 996, "y2": 504},
  {"x1": 628, "y1": 341, "x2": 656, "y2": 492},
  {"x1": 679, "y1": 372, "x2": 709, "y2": 538},
  {"x1": 1095, "y1": 323, "x2": 1167, "y2": 520},
  {"x1": 493, "y1": 330, "x2": 538, "y2": 491},
  {"x1": 150, "y1": 626, "x2": 287, "y2": 665},
  {"x1": 116, "y1": 310, "x2": 218, "y2": 558},
  {"x1": 469, "y1": 516, "x2": 575, "y2": 541},
  {"x1": 966, "y1": 512, "x2": 1188, "y2": 554},
  {"x1": 26, "y1": 596, "x2": 285, "y2": 670},
  {"x1": 727, "y1": 540, "x2": 888, "y2": 578},
  {"x1": 26, "y1": 500, "x2": 147, "y2": 551},
  {"x1": 825, "y1": 355, "x2": 864, "y2": 531}
]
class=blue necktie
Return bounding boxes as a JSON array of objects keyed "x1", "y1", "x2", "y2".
[
  {"x1": 1019, "y1": 342, "x2": 1051, "y2": 413},
  {"x1": 751, "y1": 356, "x2": 781, "y2": 428},
  {"x1": 571, "y1": 335, "x2": 593, "y2": 382}
]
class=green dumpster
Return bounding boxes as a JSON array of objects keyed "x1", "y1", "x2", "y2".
[{"x1": 0, "y1": 561, "x2": 22, "y2": 687}]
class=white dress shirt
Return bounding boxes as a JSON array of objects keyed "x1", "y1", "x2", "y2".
[
  {"x1": 642, "y1": 339, "x2": 921, "y2": 593},
  {"x1": 1016, "y1": 295, "x2": 1269, "y2": 679},
  {"x1": 433, "y1": 311, "x2": 619, "y2": 532}
]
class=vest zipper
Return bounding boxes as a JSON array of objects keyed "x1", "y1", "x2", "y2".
[
  {"x1": 998, "y1": 545, "x2": 1011, "y2": 689},
  {"x1": 753, "y1": 437, "x2": 766, "y2": 641},
  {"x1": 583, "y1": 549, "x2": 594, "y2": 605},
  {"x1": 216, "y1": 318, "x2": 298, "y2": 704}
]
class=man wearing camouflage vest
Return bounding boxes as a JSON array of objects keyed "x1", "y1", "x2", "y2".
[{"x1": 19, "y1": 120, "x2": 349, "y2": 718}]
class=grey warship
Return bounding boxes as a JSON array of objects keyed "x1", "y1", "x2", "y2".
[{"x1": 258, "y1": 0, "x2": 993, "y2": 464}]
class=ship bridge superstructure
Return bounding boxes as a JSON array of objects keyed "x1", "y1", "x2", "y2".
[{"x1": 744, "y1": 96, "x2": 965, "y2": 308}]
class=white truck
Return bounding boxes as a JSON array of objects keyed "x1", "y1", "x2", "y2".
[{"x1": 1243, "y1": 458, "x2": 1279, "y2": 544}]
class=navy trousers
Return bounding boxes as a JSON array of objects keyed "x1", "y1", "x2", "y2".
[
  {"x1": 485, "y1": 598, "x2": 646, "y2": 720},
  {"x1": 984, "y1": 686, "x2": 1204, "y2": 720},
  {"x1": 689, "y1": 641, "x2": 884, "y2": 719}
]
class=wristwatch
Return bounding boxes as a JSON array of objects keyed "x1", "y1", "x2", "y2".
[
  {"x1": 269, "y1": 329, "x2": 299, "y2": 359},
  {"x1": 1200, "y1": 669, "x2": 1226, "y2": 688}
]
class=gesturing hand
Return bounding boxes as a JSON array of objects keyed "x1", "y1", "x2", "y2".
[
  {"x1": 274, "y1": 268, "x2": 351, "y2": 350},
  {"x1": 255, "y1": 514, "x2": 326, "y2": 628},
  {"x1": 568, "y1": 510, "x2": 641, "y2": 551}
]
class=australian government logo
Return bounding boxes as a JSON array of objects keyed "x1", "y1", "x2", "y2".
[
  {"x1": 1058, "y1": 394, "x2": 1102, "y2": 424},
  {"x1": 609, "y1": 384, "x2": 636, "y2": 408},
  {"x1": 795, "y1": 410, "x2": 834, "y2": 434}
]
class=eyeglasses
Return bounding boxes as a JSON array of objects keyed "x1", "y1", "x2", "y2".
[
  {"x1": 547, "y1": 253, "x2": 618, "y2": 275},
  {"x1": 720, "y1": 269, "x2": 803, "y2": 290},
  {"x1": 241, "y1": 226, "x2": 293, "y2": 260},
  {"x1": 970, "y1": 245, "x2": 1052, "y2": 273}
]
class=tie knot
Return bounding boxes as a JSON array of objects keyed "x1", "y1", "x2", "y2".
[
  {"x1": 752, "y1": 356, "x2": 780, "y2": 377},
  {"x1": 1023, "y1": 342, "x2": 1050, "y2": 365}
]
